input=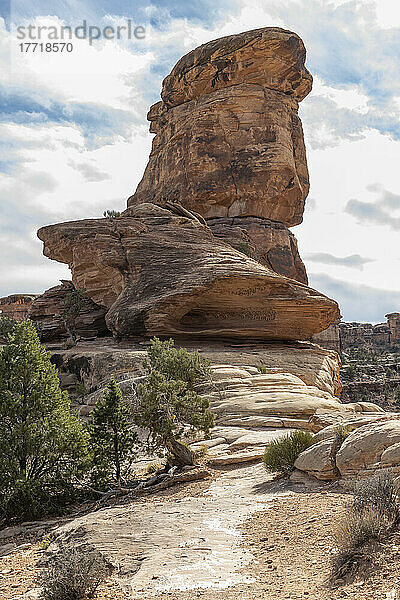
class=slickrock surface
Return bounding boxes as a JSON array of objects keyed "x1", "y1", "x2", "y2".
[
  {"x1": 27, "y1": 280, "x2": 108, "y2": 341},
  {"x1": 38, "y1": 204, "x2": 339, "y2": 340},
  {"x1": 49, "y1": 339, "x2": 343, "y2": 398},
  {"x1": 0, "y1": 293, "x2": 37, "y2": 321},
  {"x1": 208, "y1": 216, "x2": 308, "y2": 284},
  {"x1": 127, "y1": 27, "x2": 312, "y2": 226}
]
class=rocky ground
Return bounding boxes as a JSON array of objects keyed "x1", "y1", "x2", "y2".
[{"x1": 3, "y1": 463, "x2": 400, "y2": 600}]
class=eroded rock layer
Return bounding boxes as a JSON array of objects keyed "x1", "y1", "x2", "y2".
[
  {"x1": 127, "y1": 27, "x2": 312, "y2": 226},
  {"x1": 28, "y1": 280, "x2": 108, "y2": 341},
  {"x1": 0, "y1": 293, "x2": 37, "y2": 320},
  {"x1": 207, "y1": 216, "x2": 308, "y2": 284},
  {"x1": 38, "y1": 204, "x2": 339, "y2": 341}
]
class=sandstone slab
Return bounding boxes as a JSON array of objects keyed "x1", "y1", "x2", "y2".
[{"x1": 38, "y1": 204, "x2": 339, "y2": 340}]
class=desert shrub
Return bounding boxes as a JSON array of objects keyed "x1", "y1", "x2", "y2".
[
  {"x1": 330, "y1": 470, "x2": 400, "y2": 584},
  {"x1": 39, "y1": 546, "x2": 110, "y2": 600},
  {"x1": 263, "y1": 431, "x2": 315, "y2": 475},
  {"x1": 135, "y1": 338, "x2": 214, "y2": 466},
  {"x1": 0, "y1": 315, "x2": 17, "y2": 339},
  {"x1": 331, "y1": 507, "x2": 390, "y2": 583},
  {"x1": 334, "y1": 425, "x2": 350, "y2": 447},
  {"x1": 352, "y1": 469, "x2": 400, "y2": 522},
  {"x1": 143, "y1": 337, "x2": 211, "y2": 387},
  {"x1": 0, "y1": 320, "x2": 89, "y2": 523},
  {"x1": 257, "y1": 364, "x2": 268, "y2": 374},
  {"x1": 237, "y1": 241, "x2": 251, "y2": 256},
  {"x1": 88, "y1": 378, "x2": 138, "y2": 488}
]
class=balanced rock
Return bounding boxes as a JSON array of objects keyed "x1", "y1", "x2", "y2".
[
  {"x1": 27, "y1": 280, "x2": 108, "y2": 341},
  {"x1": 127, "y1": 27, "x2": 312, "y2": 226},
  {"x1": 38, "y1": 203, "x2": 339, "y2": 340}
]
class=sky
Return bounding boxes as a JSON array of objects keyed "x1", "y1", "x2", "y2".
[{"x1": 0, "y1": 0, "x2": 400, "y2": 323}]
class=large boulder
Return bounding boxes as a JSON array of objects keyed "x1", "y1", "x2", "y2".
[
  {"x1": 38, "y1": 203, "x2": 339, "y2": 341},
  {"x1": 27, "y1": 280, "x2": 108, "y2": 341},
  {"x1": 127, "y1": 27, "x2": 312, "y2": 226},
  {"x1": 294, "y1": 415, "x2": 400, "y2": 481}
]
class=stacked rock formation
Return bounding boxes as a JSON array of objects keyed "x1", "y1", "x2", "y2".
[
  {"x1": 37, "y1": 27, "x2": 340, "y2": 341},
  {"x1": 127, "y1": 27, "x2": 312, "y2": 284}
]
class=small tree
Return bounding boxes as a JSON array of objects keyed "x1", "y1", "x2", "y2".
[
  {"x1": 62, "y1": 286, "x2": 87, "y2": 343},
  {"x1": 0, "y1": 320, "x2": 89, "y2": 522},
  {"x1": 0, "y1": 314, "x2": 17, "y2": 340},
  {"x1": 88, "y1": 378, "x2": 138, "y2": 488},
  {"x1": 134, "y1": 338, "x2": 214, "y2": 467},
  {"x1": 103, "y1": 209, "x2": 120, "y2": 218}
]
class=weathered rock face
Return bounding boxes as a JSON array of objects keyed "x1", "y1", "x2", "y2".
[
  {"x1": 127, "y1": 27, "x2": 312, "y2": 226},
  {"x1": 0, "y1": 293, "x2": 37, "y2": 320},
  {"x1": 387, "y1": 313, "x2": 400, "y2": 346},
  {"x1": 38, "y1": 204, "x2": 339, "y2": 341},
  {"x1": 312, "y1": 321, "x2": 341, "y2": 353},
  {"x1": 293, "y1": 414, "x2": 400, "y2": 481},
  {"x1": 207, "y1": 216, "x2": 308, "y2": 284},
  {"x1": 206, "y1": 364, "x2": 381, "y2": 430},
  {"x1": 27, "y1": 280, "x2": 108, "y2": 341}
]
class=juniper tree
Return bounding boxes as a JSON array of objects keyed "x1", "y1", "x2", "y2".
[
  {"x1": 88, "y1": 378, "x2": 138, "y2": 488},
  {"x1": 134, "y1": 338, "x2": 214, "y2": 467},
  {"x1": 0, "y1": 320, "x2": 89, "y2": 522}
]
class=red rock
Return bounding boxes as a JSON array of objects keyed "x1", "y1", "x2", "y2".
[{"x1": 127, "y1": 27, "x2": 312, "y2": 227}]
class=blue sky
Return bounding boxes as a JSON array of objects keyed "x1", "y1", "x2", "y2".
[{"x1": 1, "y1": 0, "x2": 400, "y2": 322}]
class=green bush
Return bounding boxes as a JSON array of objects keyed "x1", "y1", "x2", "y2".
[
  {"x1": 143, "y1": 337, "x2": 211, "y2": 388},
  {"x1": 88, "y1": 378, "x2": 138, "y2": 488},
  {"x1": 263, "y1": 431, "x2": 315, "y2": 475},
  {"x1": 0, "y1": 320, "x2": 89, "y2": 523},
  {"x1": 103, "y1": 209, "x2": 120, "y2": 218},
  {"x1": 39, "y1": 546, "x2": 110, "y2": 600},
  {"x1": 135, "y1": 338, "x2": 214, "y2": 466},
  {"x1": 0, "y1": 315, "x2": 17, "y2": 339}
]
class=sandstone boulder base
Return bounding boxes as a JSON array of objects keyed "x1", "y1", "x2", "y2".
[
  {"x1": 38, "y1": 203, "x2": 339, "y2": 341},
  {"x1": 208, "y1": 216, "x2": 308, "y2": 284},
  {"x1": 27, "y1": 280, "x2": 108, "y2": 341},
  {"x1": 294, "y1": 415, "x2": 400, "y2": 481},
  {"x1": 127, "y1": 27, "x2": 312, "y2": 226}
]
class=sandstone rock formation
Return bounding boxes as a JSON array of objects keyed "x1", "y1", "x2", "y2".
[
  {"x1": 386, "y1": 312, "x2": 400, "y2": 347},
  {"x1": 27, "y1": 280, "x2": 108, "y2": 341},
  {"x1": 312, "y1": 321, "x2": 341, "y2": 353},
  {"x1": 0, "y1": 293, "x2": 37, "y2": 320},
  {"x1": 127, "y1": 27, "x2": 312, "y2": 226},
  {"x1": 38, "y1": 203, "x2": 339, "y2": 341},
  {"x1": 294, "y1": 414, "x2": 400, "y2": 481},
  {"x1": 313, "y1": 316, "x2": 400, "y2": 353},
  {"x1": 207, "y1": 216, "x2": 308, "y2": 284}
]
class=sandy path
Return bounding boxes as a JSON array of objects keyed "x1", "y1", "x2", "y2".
[{"x1": 54, "y1": 463, "x2": 293, "y2": 596}]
